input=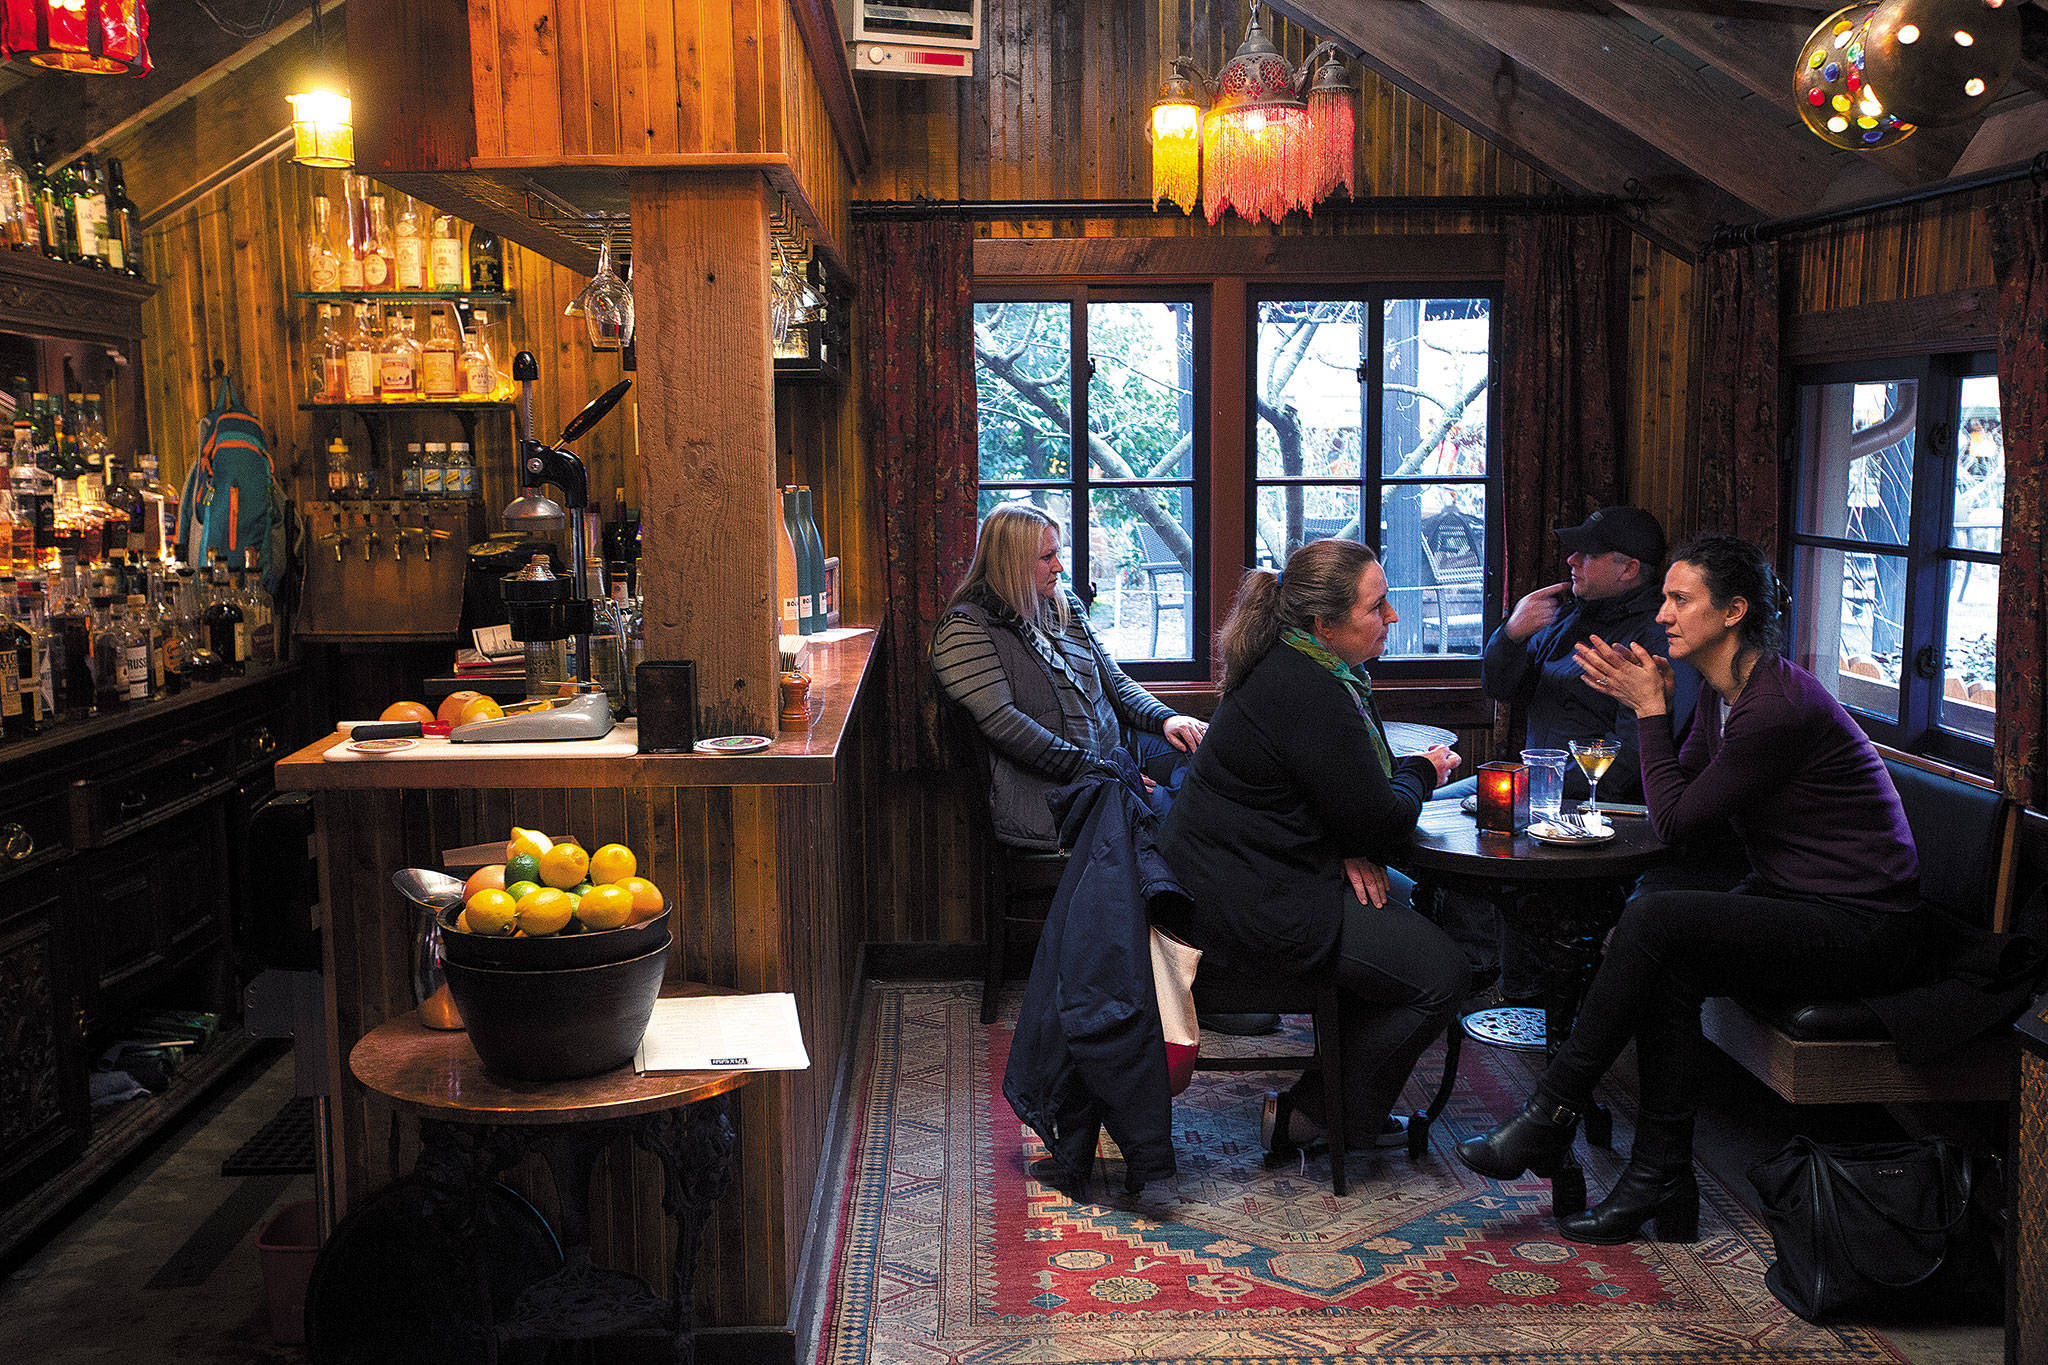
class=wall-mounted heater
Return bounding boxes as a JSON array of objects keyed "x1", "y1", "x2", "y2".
[{"x1": 838, "y1": 0, "x2": 980, "y2": 77}]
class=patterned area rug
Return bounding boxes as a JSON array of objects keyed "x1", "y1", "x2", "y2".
[{"x1": 820, "y1": 981, "x2": 1907, "y2": 1365}]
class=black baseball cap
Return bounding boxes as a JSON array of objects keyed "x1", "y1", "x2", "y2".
[{"x1": 1554, "y1": 506, "x2": 1666, "y2": 566}]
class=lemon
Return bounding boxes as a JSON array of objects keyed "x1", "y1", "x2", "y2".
[
  {"x1": 506, "y1": 826, "x2": 554, "y2": 861},
  {"x1": 589, "y1": 843, "x2": 637, "y2": 885},
  {"x1": 620, "y1": 876, "x2": 665, "y2": 924},
  {"x1": 576, "y1": 884, "x2": 635, "y2": 930},
  {"x1": 515, "y1": 887, "x2": 575, "y2": 936},
  {"x1": 461, "y1": 889, "x2": 518, "y2": 936},
  {"x1": 537, "y1": 842, "x2": 590, "y2": 890}
]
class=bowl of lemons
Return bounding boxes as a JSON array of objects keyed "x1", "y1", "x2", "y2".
[{"x1": 440, "y1": 827, "x2": 672, "y2": 972}]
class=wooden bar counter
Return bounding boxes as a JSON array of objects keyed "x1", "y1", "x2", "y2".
[{"x1": 275, "y1": 626, "x2": 881, "y2": 1357}]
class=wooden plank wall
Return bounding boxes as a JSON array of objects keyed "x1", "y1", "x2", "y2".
[
  {"x1": 466, "y1": 0, "x2": 787, "y2": 163},
  {"x1": 135, "y1": 152, "x2": 637, "y2": 520},
  {"x1": 1781, "y1": 190, "x2": 2000, "y2": 312},
  {"x1": 779, "y1": 4, "x2": 854, "y2": 260}
]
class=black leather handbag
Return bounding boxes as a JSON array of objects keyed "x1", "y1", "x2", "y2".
[{"x1": 1748, "y1": 1135, "x2": 1996, "y2": 1323}]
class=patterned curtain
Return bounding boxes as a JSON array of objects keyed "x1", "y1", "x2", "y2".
[
  {"x1": 1499, "y1": 215, "x2": 1627, "y2": 605},
  {"x1": 856, "y1": 218, "x2": 980, "y2": 773},
  {"x1": 1694, "y1": 241, "x2": 1784, "y2": 552},
  {"x1": 1987, "y1": 184, "x2": 2048, "y2": 809}
]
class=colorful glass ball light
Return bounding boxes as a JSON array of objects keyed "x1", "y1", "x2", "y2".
[{"x1": 1794, "y1": 3, "x2": 1917, "y2": 149}]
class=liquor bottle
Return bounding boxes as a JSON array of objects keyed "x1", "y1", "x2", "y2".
[
  {"x1": 340, "y1": 173, "x2": 366, "y2": 291},
  {"x1": 344, "y1": 303, "x2": 379, "y2": 401},
  {"x1": 459, "y1": 320, "x2": 495, "y2": 398},
  {"x1": 467, "y1": 226, "x2": 502, "y2": 292},
  {"x1": 103, "y1": 455, "x2": 140, "y2": 556},
  {"x1": 202, "y1": 555, "x2": 246, "y2": 675},
  {"x1": 137, "y1": 454, "x2": 168, "y2": 560},
  {"x1": 307, "y1": 195, "x2": 342, "y2": 291},
  {"x1": 21, "y1": 579, "x2": 52, "y2": 728},
  {"x1": 0, "y1": 575, "x2": 27, "y2": 736},
  {"x1": 401, "y1": 442, "x2": 422, "y2": 497},
  {"x1": 120, "y1": 592, "x2": 150, "y2": 701},
  {"x1": 420, "y1": 309, "x2": 459, "y2": 398},
  {"x1": 420, "y1": 441, "x2": 447, "y2": 499},
  {"x1": 444, "y1": 441, "x2": 474, "y2": 499},
  {"x1": 363, "y1": 190, "x2": 395, "y2": 289},
  {"x1": 81, "y1": 393, "x2": 108, "y2": 495},
  {"x1": 91, "y1": 587, "x2": 123, "y2": 711},
  {"x1": 174, "y1": 566, "x2": 200, "y2": 684},
  {"x1": 243, "y1": 548, "x2": 274, "y2": 662},
  {"x1": 796, "y1": 485, "x2": 828, "y2": 633},
  {"x1": 325, "y1": 433, "x2": 353, "y2": 497},
  {"x1": 67, "y1": 154, "x2": 106, "y2": 269},
  {"x1": 620, "y1": 573, "x2": 643, "y2": 713},
  {"x1": 151, "y1": 563, "x2": 183, "y2": 694},
  {"x1": 776, "y1": 486, "x2": 803, "y2": 636},
  {"x1": 51, "y1": 555, "x2": 92, "y2": 717},
  {"x1": 26, "y1": 131, "x2": 70, "y2": 264},
  {"x1": 379, "y1": 309, "x2": 419, "y2": 398},
  {"x1": 104, "y1": 158, "x2": 139, "y2": 276},
  {"x1": 0, "y1": 123, "x2": 41, "y2": 253},
  {"x1": 429, "y1": 211, "x2": 464, "y2": 290},
  {"x1": 316, "y1": 303, "x2": 347, "y2": 400},
  {"x1": 393, "y1": 194, "x2": 426, "y2": 290}
]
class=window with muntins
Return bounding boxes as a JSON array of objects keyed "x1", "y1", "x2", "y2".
[
  {"x1": 1789, "y1": 352, "x2": 2001, "y2": 769},
  {"x1": 973, "y1": 289, "x2": 1208, "y2": 680}
]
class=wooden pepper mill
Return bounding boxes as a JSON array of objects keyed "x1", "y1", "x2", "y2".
[{"x1": 779, "y1": 670, "x2": 811, "y2": 730}]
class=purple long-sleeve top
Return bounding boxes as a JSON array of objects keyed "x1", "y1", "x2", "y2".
[{"x1": 1635, "y1": 652, "x2": 1919, "y2": 913}]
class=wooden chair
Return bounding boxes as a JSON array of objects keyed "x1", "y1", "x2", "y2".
[{"x1": 1190, "y1": 970, "x2": 1464, "y2": 1196}]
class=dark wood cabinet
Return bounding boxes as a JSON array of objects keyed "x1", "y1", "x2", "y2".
[{"x1": 0, "y1": 869, "x2": 88, "y2": 1209}]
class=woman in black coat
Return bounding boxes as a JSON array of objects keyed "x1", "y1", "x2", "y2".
[{"x1": 1159, "y1": 537, "x2": 1465, "y2": 1154}]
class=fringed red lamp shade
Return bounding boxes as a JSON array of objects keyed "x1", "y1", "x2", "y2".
[
  {"x1": 1, "y1": 0, "x2": 151, "y2": 75},
  {"x1": 1150, "y1": 2, "x2": 1357, "y2": 227}
]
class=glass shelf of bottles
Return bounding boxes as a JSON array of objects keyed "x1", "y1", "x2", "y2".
[
  {"x1": 290, "y1": 291, "x2": 515, "y2": 305},
  {"x1": 298, "y1": 400, "x2": 514, "y2": 411}
]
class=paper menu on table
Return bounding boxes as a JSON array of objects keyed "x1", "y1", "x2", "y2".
[{"x1": 634, "y1": 993, "x2": 811, "y2": 1073}]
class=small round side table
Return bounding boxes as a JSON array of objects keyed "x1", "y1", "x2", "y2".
[{"x1": 347, "y1": 985, "x2": 757, "y2": 1364}]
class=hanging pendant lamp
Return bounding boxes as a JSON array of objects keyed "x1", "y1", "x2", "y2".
[
  {"x1": 1148, "y1": 2, "x2": 1356, "y2": 226},
  {"x1": 1, "y1": 0, "x2": 151, "y2": 75},
  {"x1": 288, "y1": 0, "x2": 353, "y2": 169}
]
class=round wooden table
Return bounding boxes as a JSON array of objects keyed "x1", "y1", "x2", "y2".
[
  {"x1": 347, "y1": 985, "x2": 757, "y2": 1364},
  {"x1": 1398, "y1": 799, "x2": 1668, "y2": 1215}
]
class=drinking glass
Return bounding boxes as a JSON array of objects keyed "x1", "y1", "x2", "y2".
[
  {"x1": 1521, "y1": 748, "x2": 1569, "y2": 822},
  {"x1": 567, "y1": 222, "x2": 633, "y2": 350},
  {"x1": 1569, "y1": 739, "x2": 1620, "y2": 818}
]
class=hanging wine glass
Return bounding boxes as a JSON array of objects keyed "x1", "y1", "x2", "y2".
[
  {"x1": 583, "y1": 221, "x2": 633, "y2": 351},
  {"x1": 769, "y1": 235, "x2": 794, "y2": 349}
]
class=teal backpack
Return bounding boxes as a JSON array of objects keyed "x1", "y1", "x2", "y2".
[{"x1": 178, "y1": 374, "x2": 286, "y2": 594}]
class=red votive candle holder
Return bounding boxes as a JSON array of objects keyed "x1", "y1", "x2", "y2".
[{"x1": 1476, "y1": 760, "x2": 1529, "y2": 834}]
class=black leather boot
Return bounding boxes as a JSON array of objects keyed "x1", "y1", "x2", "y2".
[
  {"x1": 1455, "y1": 1096, "x2": 1580, "y2": 1181},
  {"x1": 1556, "y1": 1159, "x2": 1699, "y2": 1244}
]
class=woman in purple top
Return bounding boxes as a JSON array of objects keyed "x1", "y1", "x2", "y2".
[{"x1": 1454, "y1": 535, "x2": 1927, "y2": 1245}]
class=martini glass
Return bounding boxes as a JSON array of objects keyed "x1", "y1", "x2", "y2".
[{"x1": 1568, "y1": 738, "x2": 1620, "y2": 820}]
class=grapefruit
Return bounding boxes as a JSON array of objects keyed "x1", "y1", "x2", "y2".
[
  {"x1": 619, "y1": 876, "x2": 665, "y2": 925},
  {"x1": 436, "y1": 690, "x2": 485, "y2": 729},
  {"x1": 380, "y1": 700, "x2": 435, "y2": 724}
]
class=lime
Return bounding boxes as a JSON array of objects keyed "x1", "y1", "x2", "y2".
[
  {"x1": 505, "y1": 853, "x2": 541, "y2": 887},
  {"x1": 505, "y1": 880, "x2": 541, "y2": 902}
]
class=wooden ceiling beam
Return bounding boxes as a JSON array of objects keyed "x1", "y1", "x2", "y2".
[
  {"x1": 1274, "y1": 0, "x2": 1742, "y2": 253},
  {"x1": 1386, "y1": 0, "x2": 1889, "y2": 215},
  {"x1": 1607, "y1": 0, "x2": 1975, "y2": 186},
  {"x1": 1948, "y1": 96, "x2": 2048, "y2": 177}
]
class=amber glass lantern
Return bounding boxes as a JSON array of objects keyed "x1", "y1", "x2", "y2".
[
  {"x1": 1476, "y1": 761, "x2": 1529, "y2": 835},
  {"x1": 0, "y1": 0, "x2": 151, "y2": 75},
  {"x1": 289, "y1": 89, "x2": 355, "y2": 170}
]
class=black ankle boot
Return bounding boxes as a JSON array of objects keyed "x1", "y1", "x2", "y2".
[
  {"x1": 1556, "y1": 1159, "x2": 1699, "y2": 1244},
  {"x1": 1455, "y1": 1096, "x2": 1579, "y2": 1181}
]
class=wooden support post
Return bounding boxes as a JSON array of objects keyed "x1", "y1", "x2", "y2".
[{"x1": 629, "y1": 170, "x2": 779, "y2": 738}]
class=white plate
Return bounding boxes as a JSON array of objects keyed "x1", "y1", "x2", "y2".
[
  {"x1": 693, "y1": 735, "x2": 773, "y2": 755},
  {"x1": 347, "y1": 737, "x2": 418, "y2": 755},
  {"x1": 1527, "y1": 818, "x2": 1615, "y2": 845}
]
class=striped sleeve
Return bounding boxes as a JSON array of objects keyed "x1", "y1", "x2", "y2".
[{"x1": 931, "y1": 615, "x2": 1089, "y2": 781}]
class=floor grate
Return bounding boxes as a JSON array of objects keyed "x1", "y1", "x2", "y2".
[{"x1": 219, "y1": 1096, "x2": 316, "y2": 1177}]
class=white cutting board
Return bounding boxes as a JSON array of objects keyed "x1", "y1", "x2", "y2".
[{"x1": 323, "y1": 721, "x2": 642, "y2": 761}]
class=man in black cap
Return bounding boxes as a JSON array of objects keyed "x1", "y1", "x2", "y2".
[
  {"x1": 1439, "y1": 506, "x2": 1691, "y2": 1003},
  {"x1": 1483, "y1": 505, "x2": 1682, "y2": 801}
]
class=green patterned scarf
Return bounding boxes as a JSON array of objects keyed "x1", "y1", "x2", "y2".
[{"x1": 1282, "y1": 627, "x2": 1394, "y2": 778}]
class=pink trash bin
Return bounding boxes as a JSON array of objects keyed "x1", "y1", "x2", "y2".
[{"x1": 256, "y1": 1198, "x2": 320, "y2": 1344}]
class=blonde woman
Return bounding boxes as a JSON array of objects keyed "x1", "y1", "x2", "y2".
[{"x1": 933, "y1": 502, "x2": 1205, "y2": 851}]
